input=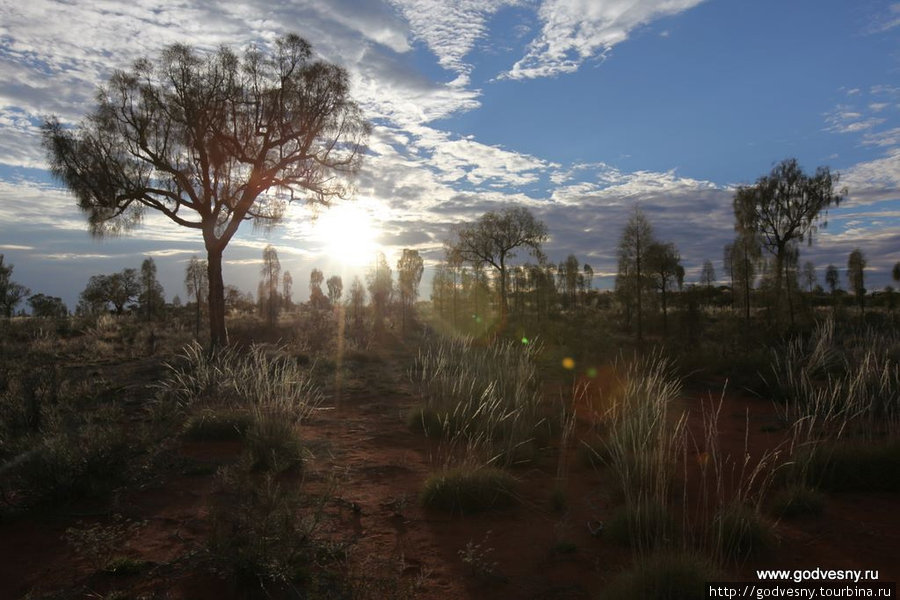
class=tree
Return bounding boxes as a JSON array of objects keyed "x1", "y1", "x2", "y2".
[
  {"x1": 0, "y1": 255, "x2": 30, "y2": 318},
  {"x1": 326, "y1": 275, "x2": 343, "y2": 305},
  {"x1": 185, "y1": 257, "x2": 208, "y2": 336},
  {"x1": 261, "y1": 245, "x2": 281, "y2": 325},
  {"x1": 847, "y1": 248, "x2": 866, "y2": 314},
  {"x1": 308, "y1": 267, "x2": 328, "y2": 310},
  {"x1": 893, "y1": 261, "x2": 900, "y2": 286},
  {"x1": 397, "y1": 248, "x2": 424, "y2": 330},
  {"x1": 282, "y1": 271, "x2": 293, "y2": 311},
  {"x1": 646, "y1": 242, "x2": 684, "y2": 336},
  {"x1": 42, "y1": 34, "x2": 369, "y2": 346},
  {"x1": 449, "y1": 206, "x2": 547, "y2": 327},
  {"x1": 825, "y1": 264, "x2": 840, "y2": 295},
  {"x1": 28, "y1": 294, "x2": 68, "y2": 318},
  {"x1": 348, "y1": 276, "x2": 366, "y2": 334},
  {"x1": 700, "y1": 259, "x2": 716, "y2": 305},
  {"x1": 366, "y1": 251, "x2": 393, "y2": 330},
  {"x1": 583, "y1": 263, "x2": 594, "y2": 291},
  {"x1": 616, "y1": 206, "x2": 655, "y2": 343},
  {"x1": 139, "y1": 257, "x2": 165, "y2": 321},
  {"x1": 723, "y1": 233, "x2": 761, "y2": 323},
  {"x1": 79, "y1": 269, "x2": 140, "y2": 315},
  {"x1": 733, "y1": 158, "x2": 843, "y2": 324},
  {"x1": 802, "y1": 261, "x2": 817, "y2": 294},
  {"x1": 563, "y1": 254, "x2": 580, "y2": 308}
]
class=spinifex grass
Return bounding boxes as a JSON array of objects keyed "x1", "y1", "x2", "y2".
[
  {"x1": 587, "y1": 353, "x2": 686, "y2": 557},
  {"x1": 411, "y1": 335, "x2": 545, "y2": 469}
]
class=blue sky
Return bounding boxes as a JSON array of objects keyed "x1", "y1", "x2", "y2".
[{"x1": 1, "y1": 0, "x2": 898, "y2": 311}]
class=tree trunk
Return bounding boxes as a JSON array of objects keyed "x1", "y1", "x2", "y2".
[{"x1": 206, "y1": 245, "x2": 228, "y2": 347}]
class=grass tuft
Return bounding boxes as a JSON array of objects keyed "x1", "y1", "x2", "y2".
[{"x1": 421, "y1": 466, "x2": 517, "y2": 514}]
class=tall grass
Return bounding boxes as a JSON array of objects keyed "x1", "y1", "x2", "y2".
[
  {"x1": 587, "y1": 353, "x2": 686, "y2": 556},
  {"x1": 770, "y1": 319, "x2": 900, "y2": 492},
  {"x1": 410, "y1": 335, "x2": 545, "y2": 469}
]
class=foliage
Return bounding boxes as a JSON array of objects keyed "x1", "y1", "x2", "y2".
[
  {"x1": 411, "y1": 334, "x2": 545, "y2": 468},
  {"x1": 448, "y1": 206, "x2": 548, "y2": 323},
  {"x1": 78, "y1": 269, "x2": 139, "y2": 315},
  {"x1": 27, "y1": 293, "x2": 68, "y2": 318},
  {"x1": 602, "y1": 551, "x2": 720, "y2": 600},
  {"x1": 0, "y1": 254, "x2": 30, "y2": 318},
  {"x1": 616, "y1": 206, "x2": 655, "y2": 343},
  {"x1": 42, "y1": 34, "x2": 369, "y2": 345},
  {"x1": 421, "y1": 466, "x2": 517, "y2": 513}
]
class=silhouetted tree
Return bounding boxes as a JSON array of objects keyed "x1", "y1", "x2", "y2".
[
  {"x1": 185, "y1": 257, "x2": 208, "y2": 337},
  {"x1": 367, "y1": 251, "x2": 393, "y2": 330},
  {"x1": 723, "y1": 232, "x2": 761, "y2": 323},
  {"x1": 282, "y1": 271, "x2": 293, "y2": 311},
  {"x1": 825, "y1": 264, "x2": 840, "y2": 295},
  {"x1": 733, "y1": 158, "x2": 843, "y2": 325},
  {"x1": 261, "y1": 245, "x2": 281, "y2": 325},
  {"x1": 139, "y1": 257, "x2": 165, "y2": 321},
  {"x1": 616, "y1": 206, "x2": 655, "y2": 344},
  {"x1": 449, "y1": 207, "x2": 547, "y2": 328},
  {"x1": 80, "y1": 269, "x2": 139, "y2": 315},
  {"x1": 847, "y1": 248, "x2": 866, "y2": 315},
  {"x1": 348, "y1": 276, "x2": 366, "y2": 334},
  {"x1": 28, "y1": 294, "x2": 68, "y2": 318},
  {"x1": 308, "y1": 268, "x2": 328, "y2": 310},
  {"x1": 397, "y1": 248, "x2": 424, "y2": 330},
  {"x1": 646, "y1": 242, "x2": 684, "y2": 337},
  {"x1": 700, "y1": 259, "x2": 716, "y2": 305},
  {"x1": 326, "y1": 275, "x2": 343, "y2": 306},
  {"x1": 42, "y1": 34, "x2": 369, "y2": 346},
  {"x1": 893, "y1": 262, "x2": 900, "y2": 286},
  {"x1": 0, "y1": 255, "x2": 30, "y2": 318},
  {"x1": 802, "y1": 261, "x2": 816, "y2": 294}
]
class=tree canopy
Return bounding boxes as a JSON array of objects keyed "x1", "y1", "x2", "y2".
[
  {"x1": 42, "y1": 34, "x2": 369, "y2": 345},
  {"x1": 448, "y1": 206, "x2": 548, "y2": 326}
]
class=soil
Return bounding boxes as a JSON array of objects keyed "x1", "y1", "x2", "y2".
[{"x1": 1, "y1": 339, "x2": 897, "y2": 599}]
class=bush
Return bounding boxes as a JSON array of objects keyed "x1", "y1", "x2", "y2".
[
  {"x1": 803, "y1": 441, "x2": 900, "y2": 492},
  {"x1": 603, "y1": 551, "x2": 720, "y2": 600},
  {"x1": 604, "y1": 501, "x2": 674, "y2": 551},
  {"x1": 421, "y1": 466, "x2": 517, "y2": 514},
  {"x1": 182, "y1": 409, "x2": 253, "y2": 441},
  {"x1": 770, "y1": 484, "x2": 825, "y2": 518},
  {"x1": 712, "y1": 502, "x2": 775, "y2": 562}
]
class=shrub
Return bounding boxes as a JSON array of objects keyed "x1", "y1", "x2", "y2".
[
  {"x1": 712, "y1": 502, "x2": 775, "y2": 562},
  {"x1": 803, "y1": 441, "x2": 900, "y2": 492},
  {"x1": 604, "y1": 501, "x2": 674, "y2": 551},
  {"x1": 603, "y1": 551, "x2": 720, "y2": 600},
  {"x1": 421, "y1": 466, "x2": 517, "y2": 514},
  {"x1": 770, "y1": 484, "x2": 825, "y2": 518},
  {"x1": 182, "y1": 409, "x2": 253, "y2": 441}
]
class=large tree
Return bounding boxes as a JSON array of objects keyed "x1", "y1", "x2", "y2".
[
  {"x1": 42, "y1": 34, "x2": 369, "y2": 346},
  {"x1": 733, "y1": 158, "x2": 843, "y2": 324},
  {"x1": 449, "y1": 206, "x2": 548, "y2": 327}
]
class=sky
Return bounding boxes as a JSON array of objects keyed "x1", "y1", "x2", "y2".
[{"x1": 1, "y1": 0, "x2": 899, "y2": 311}]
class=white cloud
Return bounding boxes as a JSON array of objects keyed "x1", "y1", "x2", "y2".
[
  {"x1": 388, "y1": 0, "x2": 519, "y2": 76},
  {"x1": 503, "y1": 0, "x2": 706, "y2": 80}
]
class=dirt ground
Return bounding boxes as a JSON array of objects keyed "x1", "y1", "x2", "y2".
[{"x1": 1, "y1": 339, "x2": 897, "y2": 599}]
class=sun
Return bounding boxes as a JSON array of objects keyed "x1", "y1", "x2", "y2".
[{"x1": 313, "y1": 203, "x2": 380, "y2": 266}]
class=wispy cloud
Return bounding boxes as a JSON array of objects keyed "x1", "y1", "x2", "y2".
[{"x1": 502, "y1": 0, "x2": 706, "y2": 80}]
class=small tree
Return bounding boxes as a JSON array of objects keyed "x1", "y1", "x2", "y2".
[
  {"x1": 700, "y1": 259, "x2": 716, "y2": 305},
  {"x1": 326, "y1": 275, "x2": 343, "y2": 306},
  {"x1": 646, "y1": 242, "x2": 684, "y2": 336},
  {"x1": 282, "y1": 271, "x2": 293, "y2": 312},
  {"x1": 185, "y1": 257, "x2": 208, "y2": 337},
  {"x1": 139, "y1": 257, "x2": 165, "y2": 321},
  {"x1": 43, "y1": 34, "x2": 369, "y2": 346},
  {"x1": 825, "y1": 264, "x2": 840, "y2": 295},
  {"x1": 449, "y1": 207, "x2": 548, "y2": 327},
  {"x1": 367, "y1": 251, "x2": 393, "y2": 330},
  {"x1": 847, "y1": 248, "x2": 866, "y2": 314},
  {"x1": 28, "y1": 294, "x2": 68, "y2": 318},
  {"x1": 261, "y1": 245, "x2": 281, "y2": 325},
  {"x1": 616, "y1": 206, "x2": 655, "y2": 343},
  {"x1": 802, "y1": 261, "x2": 816, "y2": 294},
  {"x1": 80, "y1": 269, "x2": 139, "y2": 315},
  {"x1": 309, "y1": 268, "x2": 328, "y2": 310},
  {"x1": 397, "y1": 249, "x2": 424, "y2": 331},
  {"x1": 0, "y1": 255, "x2": 30, "y2": 318},
  {"x1": 348, "y1": 276, "x2": 366, "y2": 335}
]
